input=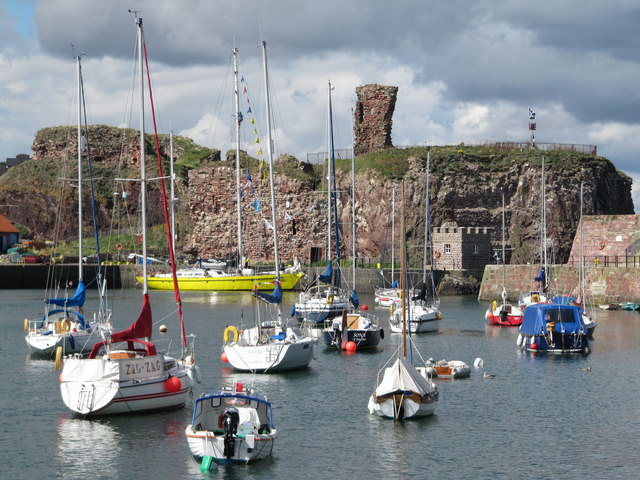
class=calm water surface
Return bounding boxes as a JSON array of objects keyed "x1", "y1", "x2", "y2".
[{"x1": 2, "y1": 289, "x2": 639, "y2": 479}]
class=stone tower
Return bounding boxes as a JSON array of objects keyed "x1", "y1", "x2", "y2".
[{"x1": 353, "y1": 84, "x2": 398, "y2": 156}]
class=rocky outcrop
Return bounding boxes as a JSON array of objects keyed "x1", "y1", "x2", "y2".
[
  {"x1": 354, "y1": 84, "x2": 398, "y2": 155},
  {"x1": 0, "y1": 125, "x2": 633, "y2": 268},
  {"x1": 182, "y1": 149, "x2": 634, "y2": 266}
]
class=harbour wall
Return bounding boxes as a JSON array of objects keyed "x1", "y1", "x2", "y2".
[
  {"x1": 6, "y1": 263, "x2": 638, "y2": 304},
  {"x1": 0, "y1": 264, "x2": 122, "y2": 289},
  {"x1": 478, "y1": 264, "x2": 640, "y2": 303},
  {"x1": 0, "y1": 263, "x2": 439, "y2": 293}
]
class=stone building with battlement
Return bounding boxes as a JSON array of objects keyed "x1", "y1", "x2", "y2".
[{"x1": 432, "y1": 221, "x2": 493, "y2": 271}]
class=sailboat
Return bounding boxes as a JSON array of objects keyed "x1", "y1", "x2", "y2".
[
  {"x1": 142, "y1": 48, "x2": 303, "y2": 292},
  {"x1": 59, "y1": 15, "x2": 199, "y2": 416},
  {"x1": 221, "y1": 42, "x2": 318, "y2": 373},
  {"x1": 485, "y1": 194, "x2": 524, "y2": 326},
  {"x1": 374, "y1": 187, "x2": 401, "y2": 307},
  {"x1": 389, "y1": 153, "x2": 442, "y2": 334},
  {"x1": 519, "y1": 157, "x2": 550, "y2": 309},
  {"x1": 550, "y1": 183, "x2": 597, "y2": 336},
  {"x1": 293, "y1": 81, "x2": 351, "y2": 326},
  {"x1": 322, "y1": 115, "x2": 383, "y2": 350},
  {"x1": 24, "y1": 54, "x2": 112, "y2": 358},
  {"x1": 368, "y1": 185, "x2": 439, "y2": 421}
]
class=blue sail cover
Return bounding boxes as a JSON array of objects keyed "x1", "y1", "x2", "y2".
[
  {"x1": 45, "y1": 281, "x2": 86, "y2": 308},
  {"x1": 534, "y1": 267, "x2": 546, "y2": 282},
  {"x1": 254, "y1": 282, "x2": 283, "y2": 305},
  {"x1": 318, "y1": 262, "x2": 333, "y2": 284},
  {"x1": 519, "y1": 303, "x2": 585, "y2": 335},
  {"x1": 350, "y1": 290, "x2": 359, "y2": 309}
]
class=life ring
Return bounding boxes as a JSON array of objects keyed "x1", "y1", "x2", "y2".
[
  {"x1": 598, "y1": 241, "x2": 605, "y2": 250},
  {"x1": 54, "y1": 346, "x2": 63, "y2": 371},
  {"x1": 531, "y1": 294, "x2": 540, "y2": 303},
  {"x1": 434, "y1": 250, "x2": 441, "y2": 258},
  {"x1": 326, "y1": 294, "x2": 334, "y2": 305},
  {"x1": 223, "y1": 326, "x2": 239, "y2": 342},
  {"x1": 60, "y1": 318, "x2": 71, "y2": 332},
  {"x1": 116, "y1": 243, "x2": 123, "y2": 251}
]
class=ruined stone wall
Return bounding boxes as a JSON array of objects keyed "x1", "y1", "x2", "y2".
[{"x1": 354, "y1": 84, "x2": 398, "y2": 155}]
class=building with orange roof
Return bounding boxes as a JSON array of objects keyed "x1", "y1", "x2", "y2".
[{"x1": 0, "y1": 214, "x2": 21, "y2": 253}]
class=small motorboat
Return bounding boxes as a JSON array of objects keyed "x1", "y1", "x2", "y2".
[
  {"x1": 186, "y1": 382, "x2": 277, "y2": 468},
  {"x1": 619, "y1": 302, "x2": 639, "y2": 311},
  {"x1": 598, "y1": 303, "x2": 620, "y2": 310},
  {"x1": 517, "y1": 303, "x2": 590, "y2": 354},
  {"x1": 424, "y1": 358, "x2": 471, "y2": 379}
]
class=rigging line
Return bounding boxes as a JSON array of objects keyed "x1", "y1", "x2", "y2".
[
  {"x1": 143, "y1": 39, "x2": 187, "y2": 348},
  {"x1": 79, "y1": 57, "x2": 108, "y2": 319}
]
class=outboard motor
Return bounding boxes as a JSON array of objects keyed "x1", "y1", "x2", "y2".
[{"x1": 222, "y1": 407, "x2": 240, "y2": 459}]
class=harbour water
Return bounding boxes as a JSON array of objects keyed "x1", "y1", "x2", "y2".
[{"x1": 2, "y1": 288, "x2": 639, "y2": 479}]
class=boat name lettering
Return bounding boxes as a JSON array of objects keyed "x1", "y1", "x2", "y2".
[{"x1": 121, "y1": 358, "x2": 163, "y2": 380}]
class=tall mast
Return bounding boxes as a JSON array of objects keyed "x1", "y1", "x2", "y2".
[
  {"x1": 391, "y1": 187, "x2": 395, "y2": 282},
  {"x1": 401, "y1": 183, "x2": 407, "y2": 358},
  {"x1": 261, "y1": 41, "x2": 279, "y2": 278},
  {"x1": 351, "y1": 108, "x2": 356, "y2": 288},
  {"x1": 422, "y1": 152, "x2": 430, "y2": 285},
  {"x1": 326, "y1": 82, "x2": 333, "y2": 262},
  {"x1": 76, "y1": 55, "x2": 83, "y2": 282},
  {"x1": 169, "y1": 130, "x2": 176, "y2": 259},
  {"x1": 233, "y1": 47, "x2": 243, "y2": 268},
  {"x1": 502, "y1": 193, "x2": 506, "y2": 288},
  {"x1": 328, "y1": 81, "x2": 341, "y2": 287},
  {"x1": 579, "y1": 182, "x2": 585, "y2": 299},
  {"x1": 136, "y1": 15, "x2": 148, "y2": 293},
  {"x1": 541, "y1": 156, "x2": 547, "y2": 291}
]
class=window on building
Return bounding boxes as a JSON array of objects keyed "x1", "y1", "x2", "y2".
[
  {"x1": 473, "y1": 244, "x2": 478, "y2": 254},
  {"x1": 444, "y1": 244, "x2": 451, "y2": 254}
]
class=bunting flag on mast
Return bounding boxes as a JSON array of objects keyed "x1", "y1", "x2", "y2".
[
  {"x1": 257, "y1": 148, "x2": 263, "y2": 155},
  {"x1": 254, "y1": 138, "x2": 260, "y2": 144}
]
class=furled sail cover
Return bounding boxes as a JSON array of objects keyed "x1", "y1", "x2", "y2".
[
  {"x1": 374, "y1": 357, "x2": 433, "y2": 398},
  {"x1": 110, "y1": 293, "x2": 153, "y2": 342},
  {"x1": 45, "y1": 281, "x2": 86, "y2": 308},
  {"x1": 318, "y1": 262, "x2": 333, "y2": 284},
  {"x1": 254, "y1": 281, "x2": 283, "y2": 305}
]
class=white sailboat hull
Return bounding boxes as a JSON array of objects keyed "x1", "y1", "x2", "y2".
[
  {"x1": 26, "y1": 322, "x2": 110, "y2": 356},
  {"x1": 60, "y1": 354, "x2": 193, "y2": 416},
  {"x1": 368, "y1": 394, "x2": 437, "y2": 419},
  {"x1": 224, "y1": 339, "x2": 317, "y2": 373},
  {"x1": 389, "y1": 304, "x2": 442, "y2": 333},
  {"x1": 368, "y1": 358, "x2": 438, "y2": 420}
]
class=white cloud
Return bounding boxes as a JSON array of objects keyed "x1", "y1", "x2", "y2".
[{"x1": 1, "y1": 0, "x2": 638, "y2": 211}]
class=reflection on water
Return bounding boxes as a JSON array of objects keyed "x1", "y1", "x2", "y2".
[
  {"x1": 56, "y1": 417, "x2": 123, "y2": 478},
  {"x1": 5, "y1": 290, "x2": 640, "y2": 479}
]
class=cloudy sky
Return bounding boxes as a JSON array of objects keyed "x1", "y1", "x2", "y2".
[{"x1": 1, "y1": 0, "x2": 639, "y2": 208}]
